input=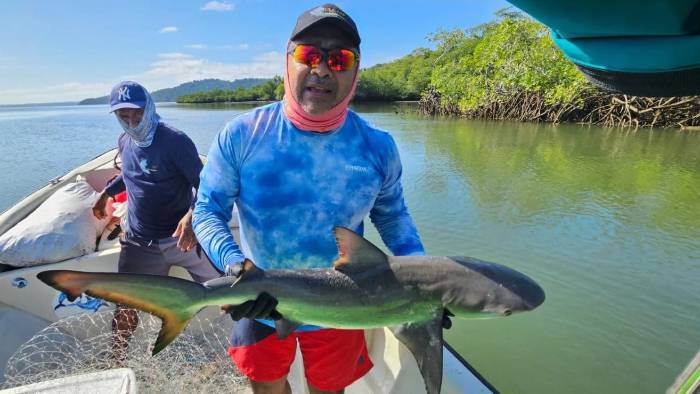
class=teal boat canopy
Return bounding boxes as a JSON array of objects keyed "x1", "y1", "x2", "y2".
[{"x1": 506, "y1": 0, "x2": 700, "y2": 96}]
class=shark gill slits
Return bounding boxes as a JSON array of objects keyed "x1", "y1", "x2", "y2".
[{"x1": 503, "y1": 309, "x2": 512, "y2": 317}]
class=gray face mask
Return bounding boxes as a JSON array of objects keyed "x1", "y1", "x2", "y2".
[{"x1": 117, "y1": 92, "x2": 160, "y2": 148}]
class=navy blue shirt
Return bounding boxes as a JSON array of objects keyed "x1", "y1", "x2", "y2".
[{"x1": 105, "y1": 123, "x2": 202, "y2": 240}]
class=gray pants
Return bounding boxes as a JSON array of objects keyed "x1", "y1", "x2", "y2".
[{"x1": 118, "y1": 236, "x2": 220, "y2": 283}]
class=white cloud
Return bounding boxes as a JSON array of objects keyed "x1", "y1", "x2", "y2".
[
  {"x1": 158, "y1": 53, "x2": 192, "y2": 60},
  {"x1": 126, "y1": 51, "x2": 284, "y2": 90},
  {"x1": 0, "y1": 55, "x2": 19, "y2": 66},
  {"x1": 185, "y1": 43, "x2": 248, "y2": 51},
  {"x1": 201, "y1": 1, "x2": 234, "y2": 11},
  {"x1": 0, "y1": 82, "x2": 113, "y2": 105},
  {"x1": 252, "y1": 51, "x2": 286, "y2": 63},
  {"x1": 0, "y1": 51, "x2": 284, "y2": 104},
  {"x1": 220, "y1": 43, "x2": 249, "y2": 50},
  {"x1": 159, "y1": 26, "x2": 178, "y2": 34}
]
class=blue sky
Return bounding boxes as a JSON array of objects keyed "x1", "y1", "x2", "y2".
[{"x1": 0, "y1": 0, "x2": 510, "y2": 105}]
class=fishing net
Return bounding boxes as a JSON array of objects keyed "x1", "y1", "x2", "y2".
[{"x1": 2, "y1": 309, "x2": 249, "y2": 393}]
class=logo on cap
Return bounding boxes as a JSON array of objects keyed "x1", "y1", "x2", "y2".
[
  {"x1": 311, "y1": 5, "x2": 345, "y2": 18},
  {"x1": 118, "y1": 86, "x2": 131, "y2": 102}
]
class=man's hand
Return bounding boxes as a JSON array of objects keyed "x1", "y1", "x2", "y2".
[
  {"x1": 442, "y1": 309, "x2": 454, "y2": 329},
  {"x1": 221, "y1": 262, "x2": 282, "y2": 321},
  {"x1": 173, "y1": 209, "x2": 197, "y2": 252},
  {"x1": 222, "y1": 292, "x2": 282, "y2": 321},
  {"x1": 92, "y1": 192, "x2": 110, "y2": 220}
]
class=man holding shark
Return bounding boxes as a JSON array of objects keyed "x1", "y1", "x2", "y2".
[
  {"x1": 192, "y1": 4, "x2": 429, "y2": 393},
  {"x1": 36, "y1": 5, "x2": 547, "y2": 394},
  {"x1": 38, "y1": 44, "x2": 545, "y2": 392}
]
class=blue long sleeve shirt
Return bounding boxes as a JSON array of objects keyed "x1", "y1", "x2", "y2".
[
  {"x1": 193, "y1": 102, "x2": 424, "y2": 273},
  {"x1": 105, "y1": 123, "x2": 202, "y2": 240}
]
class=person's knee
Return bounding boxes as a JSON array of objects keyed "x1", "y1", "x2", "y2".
[{"x1": 249, "y1": 376, "x2": 291, "y2": 394}]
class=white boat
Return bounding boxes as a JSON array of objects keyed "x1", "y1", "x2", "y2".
[
  {"x1": 0, "y1": 369, "x2": 137, "y2": 394},
  {"x1": 0, "y1": 149, "x2": 496, "y2": 393}
]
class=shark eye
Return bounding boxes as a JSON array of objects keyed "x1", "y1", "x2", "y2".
[{"x1": 503, "y1": 309, "x2": 512, "y2": 316}]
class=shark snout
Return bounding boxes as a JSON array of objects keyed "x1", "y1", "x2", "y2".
[
  {"x1": 445, "y1": 256, "x2": 546, "y2": 317},
  {"x1": 518, "y1": 276, "x2": 546, "y2": 312},
  {"x1": 496, "y1": 273, "x2": 546, "y2": 314}
]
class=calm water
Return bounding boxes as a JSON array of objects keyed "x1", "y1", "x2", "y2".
[{"x1": 1, "y1": 102, "x2": 698, "y2": 393}]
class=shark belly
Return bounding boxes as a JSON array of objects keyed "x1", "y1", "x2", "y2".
[
  {"x1": 203, "y1": 272, "x2": 441, "y2": 329},
  {"x1": 274, "y1": 297, "x2": 440, "y2": 329}
]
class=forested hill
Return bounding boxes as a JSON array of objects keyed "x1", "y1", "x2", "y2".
[
  {"x1": 359, "y1": 8, "x2": 700, "y2": 129},
  {"x1": 354, "y1": 48, "x2": 434, "y2": 102},
  {"x1": 78, "y1": 78, "x2": 269, "y2": 104}
]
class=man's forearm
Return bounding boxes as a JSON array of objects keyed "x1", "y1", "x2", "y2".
[
  {"x1": 192, "y1": 201, "x2": 245, "y2": 273},
  {"x1": 104, "y1": 175, "x2": 125, "y2": 197},
  {"x1": 371, "y1": 210, "x2": 425, "y2": 256}
]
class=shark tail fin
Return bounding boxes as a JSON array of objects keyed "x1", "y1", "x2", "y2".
[
  {"x1": 152, "y1": 316, "x2": 191, "y2": 355},
  {"x1": 38, "y1": 270, "x2": 85, "y2": 301},
  {"x1": 37, "y1": 270, "x2": 206, "y2": 355}
]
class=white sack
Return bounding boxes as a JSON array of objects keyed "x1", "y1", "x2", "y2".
[{"x1": 0, "y1": 181, "x2": 110, "y2": 267}]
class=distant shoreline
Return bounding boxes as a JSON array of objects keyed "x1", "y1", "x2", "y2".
[
  {"x1": 175, "y1": 99, "x2": 420, "y2": 105},
  {"x1": 177, "y1": 100, "x2": 273, "y2": 105},
  {"x1": 0, "y1": 102, "x2": 78, "y2": 108},
  {"x1": 0, "y1": 100, "x2": 421, "y2": 109}
]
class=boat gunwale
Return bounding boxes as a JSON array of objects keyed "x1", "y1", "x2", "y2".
[{"x1": 444, "y1": 340, "x2": 499, "y2": 394}]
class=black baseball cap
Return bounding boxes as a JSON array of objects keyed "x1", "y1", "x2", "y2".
[{"x1": 290, "y1": 4, "x2": 360, "y2": 47}]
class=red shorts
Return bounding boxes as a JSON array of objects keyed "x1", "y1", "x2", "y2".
[{"x1": 228, "y1": 319, "x2": 373, "y2": 391}]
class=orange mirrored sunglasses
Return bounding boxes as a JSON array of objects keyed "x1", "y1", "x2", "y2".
[{"x1": 289, "y1": 44, "x2": 358, "y2": 72}]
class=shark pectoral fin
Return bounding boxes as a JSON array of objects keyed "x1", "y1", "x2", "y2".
[
  {"x1": 332, "y1": 227, "x2": 388, "y2": 273},
  {"x1": 391, "y1": 319, "x2": 444, "y2": 394},
  {"x1": 274, "y1": 318, "x2": 302, "y2": 339}
]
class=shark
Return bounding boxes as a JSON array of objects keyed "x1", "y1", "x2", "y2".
[{"x1": 37, "y1": 227, "x2": 545, "y2": 394}]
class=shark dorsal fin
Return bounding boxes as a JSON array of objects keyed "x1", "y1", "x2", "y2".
[{"x1": 332, "y1": 227, "x2": 388, "y2": 273}]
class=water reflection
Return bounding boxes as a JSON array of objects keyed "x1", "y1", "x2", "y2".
[
  {"x1": 358, "y1": 108, "x2": 700, "y2": 394},
  {"x1": 425, "y1": 120, "x2": 700, "y2": 235}
]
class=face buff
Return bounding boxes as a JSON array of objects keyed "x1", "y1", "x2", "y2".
[
  {"x1": 283, "y1": 43, "x2": 360, "y2": 133},
  {"x1": 117, "y1": 92, "x2": 160, "y2": 148}
]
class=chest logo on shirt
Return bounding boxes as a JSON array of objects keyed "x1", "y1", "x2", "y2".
[
  {"x1": 139, "y1": 159, "x2": 158, "y2": 175},
  {"x1": 345, "y1": 164, "x2": 369, "y2": 173}
]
